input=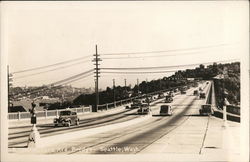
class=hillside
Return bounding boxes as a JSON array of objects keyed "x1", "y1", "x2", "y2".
[{"x1": 73, "y1": 62, "x2": 240, "y2": 107}]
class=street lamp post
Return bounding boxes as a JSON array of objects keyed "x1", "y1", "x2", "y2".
[{"x1": 214, "y1": 72, "x2": 228, "y2": 128}]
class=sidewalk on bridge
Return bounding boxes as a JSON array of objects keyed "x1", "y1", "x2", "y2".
[
  {"x1": 200, "y1": 116, "x2": 241, "y2": 161},
  {"x1": 140, "y1": 115, "x2": 241, "y2": 161}
]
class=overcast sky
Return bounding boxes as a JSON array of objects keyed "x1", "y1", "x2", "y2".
[{"x1": 3, "y1": 1, "x2": 248, "y2": 89}]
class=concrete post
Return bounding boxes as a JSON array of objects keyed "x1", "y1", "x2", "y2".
[
  {"x1": 82, "y1": 106, "x2": 84, "y2": 113},
  {"x1": 18, "y1": 111, "x2": 21, "y2": 120},
  {"x1": 56, "y1": 109, "x2": 58, "y2": 117},
  {"x1": 222, "y1": 100, "x2": 229, "y2": 128},
  {"x1": 114, "y1": 101, "x2": 116, "y2": 108},
  {"x1": 45, "y1": 109, "x2": 47, "y2": 118},
  {"x1": 106, "y1": 104, "x2": 108, "y2": 110}
]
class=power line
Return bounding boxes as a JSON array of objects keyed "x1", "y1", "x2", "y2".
[
  {"x1": 101, "y1": 44, "x2": 227, "y2": 56},
  {"x1": 102, "y1": 52, "x2": 199, "y2": 60},
  {"x1": 62, "y1": 73, "x2": 93, "y2": 85},
  {"x1": 101, "y1": 59, "x2": 238, "y2": 71},
  {"x1": 102, "y1": 70, "x2": 177, "y2": 74},
  {"x1": 14, "y1": 60, "x2": 91, "y2": 79},
  {"x1": 101, "y1": 49, "x2": 221, "y2": 60},
  {"x1": 51, "y1": 69, "x2": 94, "y2": 86},
  {"x1": 12, "y1": 55, "x2": 92, "y2": 74}
]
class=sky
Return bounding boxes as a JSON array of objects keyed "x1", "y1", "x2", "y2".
[{"x1": 2, "y1": 1, "x2": 249, "y2": 89}]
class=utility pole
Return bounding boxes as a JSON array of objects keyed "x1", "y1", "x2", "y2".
[
  {"x1": 7, "y1": 65, "x2": 10, "y2": 113},
  {"x1": 92, "y1": 45, "x2": 101, "y2": 112},
  {"x1": 113, "y1": 79, "x2": 115, "y2": 103},
  {"x1": 137, "y1": 78, "x2": 139, "y2": 96},
  {"x1": 124, "y1": 79, "x2": 127, "y2": 92},
  {"x1": 7, "y1": 65, "x2": 13, "y2": 113}
]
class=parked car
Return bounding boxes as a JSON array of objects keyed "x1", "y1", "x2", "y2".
[
  {"x1": 137, "y1": 104, "x2": 151, "y2": 115},
  {"x1": 160, "y1": 105, "x2": 173, "y2": 116},
  {"x1": 54, "y1": 110, "x2": 80, "y2": 127},
  {"x1": 199, "y1": 104, "x2": 214, "y2": 116}
]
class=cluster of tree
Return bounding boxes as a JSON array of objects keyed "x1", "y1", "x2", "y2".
[
  {"x1": 73, "y1": 78, "x2": 191, "y2": 106},
  {"x1": 57, "y1": 62, "x2": 240, "y2": 109},
  {"x1": 213, "y1": 62, "x2": 240, "y2": 107}
]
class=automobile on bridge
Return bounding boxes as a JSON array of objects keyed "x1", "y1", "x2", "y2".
[
  {"x1": 54, "y1": 109, "x2": 80, "y2": 127},
  {"x1": 181, "y1": 90, "x2": 186, "y2": 94},
  {"x1": 165, "y1": 95, "x2": 173, "y2": 103},
  {"x1": 193, "y1": 90, "x2": 199, "y2": 96},
  {"x1": 130, "y1": 99, "x2": 144, "y2": 109},
  {"x1": 199, "y1": 104, "x2": 214, "y2": 116},
  {"x1": 199, "y1": 92, "x2": 206, "y2": 99},
  {"x1": 160, "y1": 105, "x2": 173, "y2": 116},
  {"x1": 158, "y1": 92, "x2": 165, "y2": 99},
  {"x1": 137, "y1": 103, "x2": 151, "y2": 115}
]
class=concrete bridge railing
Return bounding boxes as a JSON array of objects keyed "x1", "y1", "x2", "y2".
[
  {"x1": 210, "y1": 80, "x2": 240, "y2": 122},
  {"x1": 8, "y1": 106, "x2": 92, "y2": 120}
]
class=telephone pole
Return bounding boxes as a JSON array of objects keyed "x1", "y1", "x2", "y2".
[
  {"x1": 137, "y1": 78, "x2": 139, "y2": 96},
  {"x1": 92, "y1": 45, "x2": 101, "y2": 112},
  {"x1": 113, "y1": 79, "x2": 115, "y2": 103},
  {"x1": 124, "y1": 79, "x2": 127, "y2": 92},
  {"x1": 7, "y1": 65, "x2": 13, "y2": 113}
]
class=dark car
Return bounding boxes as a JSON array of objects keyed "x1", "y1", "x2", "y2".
[
  {"x1": 199, "y1": 104, "x2": 214, "y2": 116},
  {"x1": 193, "y1": 90, "x2": 199, "y2": 96},
  {"x1": 158, "y1": 93, "x2": 165, "y2": 99},
  {"x1": 181, "y1": 90, "x2": 186, "y2": 94},
  {"x1": 160, "y1": 105, "x2": 173, "y2": 116},
  {"x1": 200, "y1": 93, "x2": 206, "y2": 99},
  {"x1": 54, "y1": 110, "x2": 80, "y2": 127},
  {"x1": 131, "y1": 99, "x2": 143, "y2": 109},
  {"x1": 137, "y1": 104, "x2": 151, "y2": 115},
  {"x1": 165, "y1": 95, "x2": 173, "y2": 103}
]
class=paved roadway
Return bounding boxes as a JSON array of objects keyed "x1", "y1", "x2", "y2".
[
  {"x1": 9, "y1": 81, "x2": 211, "y2": 154},
  {"x1": 9, "y1": 85, "x2": 192, "y2": 148}
]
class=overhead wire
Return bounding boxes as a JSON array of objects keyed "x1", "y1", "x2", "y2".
[
  {"x1": 12, "y1": 55, "x2": 92, "y2": 74},
  {"x1": 100, "y1": 44, "x2": 227, "y2": 56},
  {"x1": 14, "y1": 59, "x2": 91, "y2": 79},
  {"x1": 101, "y1": 59, "x2": 239, "y2": 71},
  {"x1": 101, "y1": 70, "x2": 177, "y2": 74}
]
